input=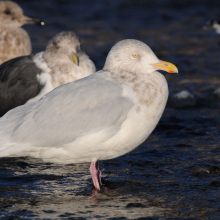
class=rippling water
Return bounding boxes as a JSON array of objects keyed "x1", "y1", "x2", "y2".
[{"x1": 0, "y1": 0, "x2": 220, "y2": 219}]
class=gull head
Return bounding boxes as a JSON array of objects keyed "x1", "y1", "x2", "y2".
[
  {"x1": 104, "y1": 39, "x2": 178, "y2": 75},
  {"x1": 0, "y1": 1, "x2": 44, "y2": 28},
  {"x1": 45, "y1": 31, "x2": 84, "y2": 66}
]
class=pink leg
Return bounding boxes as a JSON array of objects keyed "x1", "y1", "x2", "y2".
[{"x1": 90, "y1": 161, "x2": 102, "y2": 191}]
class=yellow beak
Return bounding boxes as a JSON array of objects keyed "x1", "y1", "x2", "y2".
[
  {"x1": 68, "y1": 52, "x2": 79, "y2": 66},
  {"x1": 151, "y1": 60, "x2": 178, "y2": 73}
]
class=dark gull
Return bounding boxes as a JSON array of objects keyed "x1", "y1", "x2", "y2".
[
  {"x1": 0, "y1": 1, "x2": 44, "y2": 64},
  {"x1": 0, "y1": 31, "x2": 96, "y2": 116},
  {"x1": 0, "y1": 39, "x2": 178, "y2": 191}
]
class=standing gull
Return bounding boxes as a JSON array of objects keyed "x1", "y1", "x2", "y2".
[
  {"x1": 0, "y1": 1, "x2": 44, "y2": 64},
  {"x1": 0, "y1": 39, "x2": 178, "y2": 191},
  {"x1": 0, "y1": 31, "x2": 96, "y2": 116}
]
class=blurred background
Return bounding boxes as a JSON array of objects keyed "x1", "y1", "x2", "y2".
[
  {"x1": 1, "y1": 0, "x2": 220, "y2": 219},
  {"x1": 22, "y1": 0, "x2": 220, "y2": 77}
]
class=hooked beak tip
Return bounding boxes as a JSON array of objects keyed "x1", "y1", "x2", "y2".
[{"x1": 152, "y1": 60, "x2": 178, "y2": 74}]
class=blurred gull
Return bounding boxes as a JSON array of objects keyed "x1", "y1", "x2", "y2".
[
  {"x1": 0, "y1": 1, "x2": 44, "y2": 64},
  {"x1": 204, "y1": 19, "x2": 220, "y2": 34},
  {"x1": 0, "y1": 31, "x2": 96, "y2": 116},
  {"x1": 0, "y1": 39, "x2": 178, "y2": 191}
]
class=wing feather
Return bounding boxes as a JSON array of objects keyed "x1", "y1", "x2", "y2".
[
  {"x1": 3, "y1": 73, "x2": 134, "y2": 147},
  {"x1": 0, "y1": 56, "x2": 43, "y2": 116}
]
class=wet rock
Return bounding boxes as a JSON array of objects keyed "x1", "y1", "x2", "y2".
[
  {"x1": 168, "y1": 90, "x2": 196, "y2": 108},
  {"x1": 126, "y1": 203, "x2": 147, "y2": 208},
  {"x1": 137, "y1": 218, "x2": 158, "y2": 220},
  {"x1": 43, "y1": 210, "x2": 57, "y2": 214},
  {"x1": 210, "y1": 180, "x2": 220, "y2": 187},
  {"x1": 214, "y1": 87, "x2": 220, "y2": 98},
  {"x1": 16, "y1": 161, "x2": 29, "y2": 169},
  {"x1": 209, "y1": 166, "x2": 220, "y2": 174},
  {"x1": 108, "y1": 218, "x2": 127, "y2": 220},
  {"x1": 58, "y1": 212, "x2": 75, "y2": 217},
  {"x1": 40, "y1": 174, "x2": 64, "y2": 180},
  {"x1": 192, "y1": 168, "x2": 210, "y2": 178}
]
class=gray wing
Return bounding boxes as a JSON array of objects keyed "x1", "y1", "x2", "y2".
[
  {"x1": 0, "y1": 55, "x2": 43, "y2": 116},
  {"x1": 7, "y1": 73, "x2": 134, "y2": 147}
]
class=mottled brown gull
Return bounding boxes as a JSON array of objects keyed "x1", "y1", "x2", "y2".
[
  {"x1": 0, "y1": 39, "x2": 178, "y2": 191},
  {"x1": 0, "y1": 31, "x2": 96, "y2": 116},
  {"x1": 0, "y1": 1, "x2": 44, "y2": 64}
]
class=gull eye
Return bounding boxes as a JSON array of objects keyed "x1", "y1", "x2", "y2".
[
  {"x1": 4, "y1": 8, "x2": 11, "y2": 15},
  {"x1": 132, "y1": 54, "x2": 138, "y2": 58}
]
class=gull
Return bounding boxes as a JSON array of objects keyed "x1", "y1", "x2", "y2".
[
  {"x1": 0, "y1": 1, "x2": 44, "y2": 64},
  {"x1": 0, "y1": 31, "x2": 96, "y2": 116},
  {"x1": 204, "y1": 19, "x2": 220, "y2": 34},
  {"x1": 0, "y1": 39, "x2": 178, "y2": 191}
]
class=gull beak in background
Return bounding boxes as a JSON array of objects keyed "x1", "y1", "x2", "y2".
[
  {"x1": 151, "y1": 60, "x2": 178, "y2": 74},
  {"x1": 21, "y1": 15, "x2": 45, "y2": 26},
  {"x1": 68, "y1": 52, "x2": 79, "y2": 66}
]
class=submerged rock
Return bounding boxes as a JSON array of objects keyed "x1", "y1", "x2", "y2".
[{"x1": 168, "y1": 90, "x2": 196, "y2": 108}]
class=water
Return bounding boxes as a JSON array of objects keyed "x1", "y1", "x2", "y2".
[{"x1": 0, "y1": 0, "x2": 220, "y2": 219}]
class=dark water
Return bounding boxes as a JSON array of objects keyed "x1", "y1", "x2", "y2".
[{"x1": 1, "y1": 0, "x2": 220, "y2": 219}]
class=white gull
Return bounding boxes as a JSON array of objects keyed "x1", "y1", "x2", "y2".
[{"x1": 0, "y1": 39, "x2": 178, "y2": 191}]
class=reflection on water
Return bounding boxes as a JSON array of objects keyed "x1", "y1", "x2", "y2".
[{"x1": 0, "y1": 0, "x2": 220, "y2": 219}]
